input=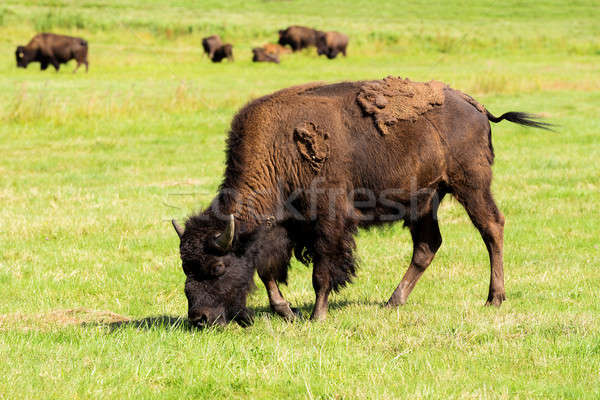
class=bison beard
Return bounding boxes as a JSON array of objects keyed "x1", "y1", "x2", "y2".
[{"x1": 173, "y1": 77, "x2": 551, "y2": 326}]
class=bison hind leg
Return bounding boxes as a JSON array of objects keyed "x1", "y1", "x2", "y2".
[{"x1": 453, "y1": 185, "x2": 506, "y2": 306}]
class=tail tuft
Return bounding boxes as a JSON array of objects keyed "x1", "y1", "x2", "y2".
[{"x1": 486, "y1": 111, "x2": 554, "y2": 131}]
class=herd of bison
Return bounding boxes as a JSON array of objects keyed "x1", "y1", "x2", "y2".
[
  {"x1": 14, "y1": 25, "x2": 348, "y2": 71},
  {"x1": 13, "y1": 23, "x2": 552, "y2": 327}
]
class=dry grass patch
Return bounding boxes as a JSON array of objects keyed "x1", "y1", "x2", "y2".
[{"x1": 0, "y1": 308, "x2": 130, "y2": 331}]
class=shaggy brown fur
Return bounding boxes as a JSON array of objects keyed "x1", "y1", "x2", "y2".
[
  {"x1": 252, "y1": 47, "x2": 280, "y2": 63},
  {"x1": 173, "y1": 78, "x2": 551, "y2": 327},
  {"x1": 202, "y1": 35, "x2": 222, "y2": 59},
  {"x1": 316, "y1": 31, "x2": 349, "y2": 59},
  {"x1": 278, "y1": 26, "x2": 322, "y2": 52},
  {"x1": 15, "y1": 33, "x2": 88, "y2": 72}
]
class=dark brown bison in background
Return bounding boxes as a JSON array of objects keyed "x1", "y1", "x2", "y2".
[
  {"x1": 171, "y1": 77, "x2": 551, "y2": 327},
  {"x1": 278, "y1": 26, "x2": 322, "y2": 52},
  {"x1": 15, "y1": 33, "x2": 88, "y2": 72},
  {"x1": 211, "y1": 43, "x2": 234, "y2": 63},
  {"x1": 252, "y1": 47, "x2": 280, "y2": 63},
  {"x1": 316, "y1": 31, "x2": 348, "y2": 59},
  {"x1": 202, "y1": 35, "x2": 222, "y2": 59}
]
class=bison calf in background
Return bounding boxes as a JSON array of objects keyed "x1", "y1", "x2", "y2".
[
  {"x1": 252, "y1": 47, "x2": 280, "y2": 63},
  {"x1": 278, "y1": 25, "x2": 322, "y2": 52},
  {"x1": 15, "y1": 33, "x2": 88, "y2": 72},
  {"x1": 202, "y1": 35, "x2": 222, "y2": 59},
  {"x1": 317, "y1": 31, "x2": 348, "y2": 59},
  {"x1": 211, "y1": 44, "x2": 234, "y2": 63},
  {"x1": 262, "y1": 43, "x2": 291, "y2": 56}
]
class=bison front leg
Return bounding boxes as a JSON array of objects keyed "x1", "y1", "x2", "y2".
[
  {"x1": 45, "y1": 55, "x2": 60, "y2": 72},
  {"x1": 259, "y1": 277, "x2": 300, "y2": 321},
  {"x1": 311, "y1": 215, "x2": 358, "y2": 321},
  {"x1": 257, "y1": 262, "x2": 299, "y2": 321},
  {"x1": 386, "y1": 210, "x2": 443, "y2": 307},
  {"x1": 255, "y1": 225, "x2": 299, "y2": 320}
]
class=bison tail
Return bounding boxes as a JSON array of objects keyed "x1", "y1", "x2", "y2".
[
  {"x1": 80, "y1": 39, "x2": 88, "y2": 47},
  {"x1": 486, "y1": 110, "x2": 553, "y2": 131}
]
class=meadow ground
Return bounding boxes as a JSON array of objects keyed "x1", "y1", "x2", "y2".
[{"x1": 0, "y1": 1, "x2": 599, "y2": 398}]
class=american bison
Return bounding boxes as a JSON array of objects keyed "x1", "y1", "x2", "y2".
[
  {"x1": 278, "y1": 26, "x2": 322, "y2": 52},
  {"x1": 252, "y1": 47, "x2": 280, "y2": 63},
  {"x1": 15, "y1": 33, "x2": 88, "y2": 72},
  {"x1": 211, "y1": 43, "x2": 234, "y2": 63},
  {"x1": 316, "y1": 31, "x2": 348, "y2": 59},
  {"x1": 202, "y1": 35, "x2": 222, "y2": 59},
  {"x1": 172, "y1": 77, "x2": 551, "y2": 327}
]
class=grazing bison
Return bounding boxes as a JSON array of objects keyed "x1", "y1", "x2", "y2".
[
  {"x1": 211, "y1": 44, "x2": 234, "y2": 63},
  {"x1": 202, "y1": 35, "x2": 222, "y2": 59},
  {"x1": 278, "y1": 26, "x2": 322, "y2": 52},
  {"x1": 15, "y1": 33, "x2": 88, "y2": 72},
  {"x1": 316, "y1": 31, "x2": 348, "y2": 59},
  {"x1": 172, "y1": 77, "x2": 551, "y2": 327},
  {"x1": 252, "y1": 47, "x2": 280, "y2": 63}
]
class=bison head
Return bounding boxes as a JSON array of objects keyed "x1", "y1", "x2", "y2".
[
  {"x1": 277, "y1": 30, "x2": 288, "y2": 47},
  {"x1": 15, "y1": 46, "x2": 30, "y2": 68},
  {"x1": 172, "y1": 214, "x2": 255, "y2": 327},
  {"x1": 316, "y1": 34, "x2": 328, "y2": 57}
]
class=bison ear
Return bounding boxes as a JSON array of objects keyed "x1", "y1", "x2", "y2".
[
  {"x1": 172, "y1": 219, "x2": 184, "y2": 239},
  {"x1": 278, "y1": 29, "x2": 284, "y2": 35}
]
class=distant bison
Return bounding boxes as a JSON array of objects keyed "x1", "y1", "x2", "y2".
[
  {"x1": 317, "y1": 31, "x2": 348, "y2": 59},
  {"x1": 278, "y1": 26, "x2": 322, "y2": 52},
  {"x1": 262, "y1": 43, "x2": 291, "y2": 56},
  {"x1": 252, "y1": 47, "x2": 280, "y2": 63},
  {"x1": 211, "y1": 44, "x2": 234, "y2": 63},
  {"x1": 15, "y1": 33, "x2": 88, "y2": 72},
  {"x1": 202, "y1": 35, "x2": 222, "y2": 59}
]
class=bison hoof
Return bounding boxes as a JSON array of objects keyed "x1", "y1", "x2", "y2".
[
  {"x1": 485, "y1": 292, "x2": 506, "y2": 307},
  {"x1": 235, "y1": 309, "x2": 255, "y2": 327},
  {"x1": 291, "y1": 307, "x2": 303, "y2": 320},
  {"x1": 271, "y1": 302, "x2": 300, "y2": 321}
]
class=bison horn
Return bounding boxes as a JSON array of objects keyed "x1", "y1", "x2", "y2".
[
  {"x1": 172, "y1": 219, "x2": 184, "y2": 239},
  {"x1": 213, "y1": 214, "x2": 235, "y2": 252}
]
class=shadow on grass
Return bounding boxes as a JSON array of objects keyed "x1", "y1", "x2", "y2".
[
  {"x1": 84, "y1": 315, "x2": 194, "y2": 332},
  {"x1": 252, "y1": 299, "x2": 383, "y2": 318},
  {"x1": 84, "y1": 299, "x2": 381, "y2": 331}
]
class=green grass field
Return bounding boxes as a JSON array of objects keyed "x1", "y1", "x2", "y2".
[{"x1": 1, "y1": 1, "x2": 599, "y2": 398}]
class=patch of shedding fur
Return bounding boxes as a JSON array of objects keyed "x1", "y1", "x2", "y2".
[
  {"x1": 357, "y1": 76, "x2": 447, "y2": 135},
  {"x1": 294, "y1": 121, "x2": 330, "y2": 173}
]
